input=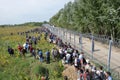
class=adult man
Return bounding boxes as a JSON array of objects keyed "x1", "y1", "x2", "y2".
[
  {"x1": 45, "y1": 50, "x2": 50, "y2": 64},
  {"x1": 105, "y1": 72, "x2": 112, "y2": 80},
  {"x1": 8, "y1": 46, "x2": 14, "y2": 56},
  {"x1": 38, "y1": 49, "x2": 43, "y2": 62},
  {"x1": 18, "y1": 43, "x2": 23, "y2": 55}
]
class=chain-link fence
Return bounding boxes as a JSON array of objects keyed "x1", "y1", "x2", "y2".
[{"x1": 43, "y1": 24, "x2": 120, "y2": 80}]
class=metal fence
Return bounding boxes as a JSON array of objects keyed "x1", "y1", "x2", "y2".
[{"x1": 43, "y1": 24, "x2": 120, "y2": 80}]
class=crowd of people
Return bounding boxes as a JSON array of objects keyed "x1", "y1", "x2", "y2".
[
  {"x1": 7, "y1": 27, "x2": 112, "y2": 80},
  {"x1": 45, "y1": 28, "x2": 113, "y2": 80}
]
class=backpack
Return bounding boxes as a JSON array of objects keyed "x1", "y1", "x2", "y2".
[
  {"x1": 11, "y1": 48, "x2": 14, "y2": 54},
  {"x1": 46, "y1": 51, "x2": 50, "y2": 57},
  {"x1": 77, "y1": 59, "x2": 81, "y2": 67},
  {"x1": 83, "y1": 57, "x2": 87, "y2": 64},
  {"x1": 39, "y1": 51, "x2": 43, "y2": 57},
  {"x1": 83, "y1": 72, "x2": 90, "y2": 80},
  {"x1": 92, "y1": 72, "x2": 100, "y2": 80},
  {"x1": 92, "y1": 71, "x2": 105, "y2": 80},
  {"x1": 99, "y1": 71, "x2": 106, "y2": 80},
  {"x1": 86, "y1": 74, "x2": 91, "y2": 80}
]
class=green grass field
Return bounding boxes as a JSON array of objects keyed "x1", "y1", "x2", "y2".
[{"x1": 0, "y1": 26, "x2": 64, "y2": 80}]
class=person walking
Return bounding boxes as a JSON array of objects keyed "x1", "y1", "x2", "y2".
[
  {"x1": 105, "y1": 72, "x2": 112, "y2": 80},
  {"x1": 45, "y1": 50, "x2": 50, "y2": 64},
  {"x1": 38, "y1": 49, "x2": 43, "y2": 62}
]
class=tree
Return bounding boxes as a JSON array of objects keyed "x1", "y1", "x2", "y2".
[{"x1": 49, "y1": 0, "x2": 120, "y2": 39}]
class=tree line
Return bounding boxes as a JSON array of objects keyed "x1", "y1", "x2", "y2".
[
  {"x1": 0, "y1": 22, "x2": 47, "y2": 27},
  {"x1": 49, "y1": 0, "x2": 120, "y2": 39}
]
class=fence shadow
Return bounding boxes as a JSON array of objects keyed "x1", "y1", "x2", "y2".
[{"x1": 94, "y1": 49, "x2": 100, "y2": 52}]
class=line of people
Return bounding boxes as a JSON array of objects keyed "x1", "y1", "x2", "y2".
[
  {"x1": 7, "y1": 27, "x2": 113, "y2": 80},
  {"x1": 15, "y1": 28, "x2": 52, "y2": 64},
  {"x1": 45, "y1": 28, "x2": 113, "y2": 80}
]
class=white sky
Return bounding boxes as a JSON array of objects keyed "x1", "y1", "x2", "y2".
[{"x1": 0, "y1": 0, "x2": 74, "y2": 25}]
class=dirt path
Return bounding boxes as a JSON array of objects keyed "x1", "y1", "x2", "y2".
[
  {"x1": 43, "y1": 25, "x2": 120, "y2": 79},
  {"x1": 61, "y1": 30, "x2": 120, "y2": 73},
  {"x1": 61, "y1": 31, "x2": 120, "y2": 80}
]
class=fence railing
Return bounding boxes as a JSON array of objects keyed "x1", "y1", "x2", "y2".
[{"x1": 43, "y1": 24, "x2": 120, "y2": 80}]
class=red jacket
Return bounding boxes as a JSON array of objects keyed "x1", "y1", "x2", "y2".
[{"x1": 18, "y1": 45, "x2": 23, "y2": 52}]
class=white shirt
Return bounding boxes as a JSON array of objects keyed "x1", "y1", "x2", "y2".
[
  {"x1": 59, "y1": 48, "x2": 63, "y2": 54},
  {"x1": 73, "y1": 52, "x2": 76, "y2": 57},
  {"x1": 64, "y1": 50, "x2": 67, "y2": 54},
  {"x1": 73, "y1": 52, "x2": 78, "y2": 57},
  {"x1": 85, "y1": 64, "x2": 92, "y2": 71},
  {"x1": 66, "y1": 53, "x2": 70, "y2": 60},
  {"x1": 74, "y1": 58, "x2": 78, "y2": 66},
  {"x1": 96, "y1": 70, "x2": 104, "y2": 76},
  {"x1": 23, "y1": 43, "x2": 26, "y2": 49},
  {"x1": 79, "y1": 54, "x2": 83, "y2": 60}
]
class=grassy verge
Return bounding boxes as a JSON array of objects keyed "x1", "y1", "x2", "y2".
[{"x1": 0, "y1": 26, "x2": 64, "y2": 80}]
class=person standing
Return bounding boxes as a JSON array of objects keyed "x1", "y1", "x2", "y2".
[
  {"x1": 105, "y1": 72, "x2": 112, "y2": 80},
  {"x1": 18, "y1": 43, "x2": 23, "y2": 55},
  {"x1": 79, "y1": 52, "x2": 84, "y2": 66},
  {"x1": 8, "y1": 46, "x2": 14, "y2": 56},
  {"x1": 45, "y1": 50, "x2": 50, "y2": 64},
  {"x1": 38, "y1": 49, "x2": 43, "y2": 62},
  {"x1": 32, "y1": 48, "x2": 36, "y2": 59}
]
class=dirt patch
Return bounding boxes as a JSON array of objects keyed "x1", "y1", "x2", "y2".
[{"x1": 62, "y1": 64, "x2": 78, "y2": 80}]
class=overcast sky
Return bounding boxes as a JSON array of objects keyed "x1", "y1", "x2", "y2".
[{"x1": 0, "y1": 0, "x2": 74, "y2": 25}]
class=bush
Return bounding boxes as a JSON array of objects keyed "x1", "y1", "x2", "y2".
[
  {"x1": 32, "y1": 65, "x2": 48, "y2": 77},
  {"x1": 52, "y1": 61, "x2": 64, "y2": 78}
]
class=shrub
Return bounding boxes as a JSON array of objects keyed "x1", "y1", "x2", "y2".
[
  {"x1": 52, "y1": 61, "x2": 64, "y2": 78},
  {"x1": 32, "y1": 65, "x2": 48, "y2": 77}
]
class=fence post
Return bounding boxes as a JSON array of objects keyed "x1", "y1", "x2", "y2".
[
  {"x1": 56, "y1": 28, "x2": 57, "y2": 36},
  {"x1": 61, "y1": 28, "x2": 64, "y2": 41},
  {"x1": 107, "y1": 40, "x2": 112, "y2": 71},
  {"x1": 62, "y1": 28, "x2": 64, "y2": 40},
  {"x1": 66, "y1": 29, "x2": 67, "y2": 42},
  {"x1": 52, "y1": 26, "x2": 54, "y2": 34},
  {"x1": 59, "y1": 28, "x2": 61, "y2": 39},
  {"x1": 69, "y1": 31, "x2": 71, "y2": 43},
  {"x1": 91, "y1": 35, "x2": 94, "y2": 59},
  {"x1": 66, "y1": 29, "x2": 68, "y2": 42},
  {"x1": 79, "y1": 33, "x2": 82, "y2": 52},
  {"x1": 117, "y1": 72, "x2": 119, "y2": 79},
  {"x1": 59, "y1": 28, "x2": 61, "y2": 38},
  {"x1": 74, "y1": 32, "x2": 75, "y2": 48},
  {"x1": 57, "y1": 27, "x2": 60, "y2": 38}
]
